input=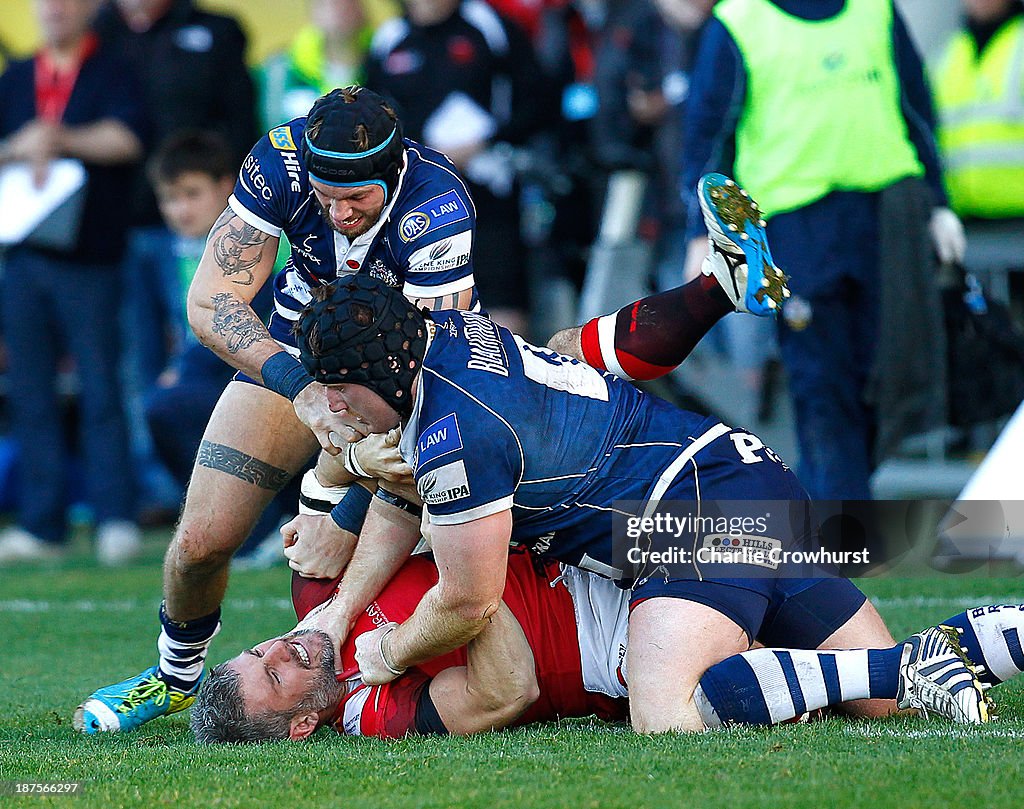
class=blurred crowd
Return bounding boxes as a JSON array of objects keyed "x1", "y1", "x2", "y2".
[{"x1": 0, "y1": 0, "x2": 1022, "y2": 566}]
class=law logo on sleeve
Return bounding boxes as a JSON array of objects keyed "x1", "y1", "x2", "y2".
[
  {"x1": 269, "y1": 126, "x2": 297, "y2": 151},
  {"x1": 419, "y1": 459, "x2": 471, "y2": 506},
  {"x1": 417, "y1": 413, "x2": 463, "y2": 466},
  {"x1": 398, "y1": 190, "x2": 469, "y2": 242}
]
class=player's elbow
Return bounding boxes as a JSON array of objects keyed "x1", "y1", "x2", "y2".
[
  {"x1": 478, "y1": 678, "x2": 539, "y2": 728},
  {"x1": 185, "y1": 288, "x2": 207, "y2": 336},
  {"x1": 449, "y1": 598, "x2": 500, "y2": 628},
  {"x1": 438, "y1": 581, "x2": 503, "y2": 628}
]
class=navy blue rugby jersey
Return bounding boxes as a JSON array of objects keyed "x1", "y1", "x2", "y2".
[
  {"x1": 399, "y1": 311, "x2": 721, "y2": 577},
  {"x1": 229, "y1": 120, "x2": 478, "y2": 350}
]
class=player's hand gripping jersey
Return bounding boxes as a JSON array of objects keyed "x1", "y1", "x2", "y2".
[
  {"x1": 399, "y1": 312, "x2": 810, "y2": 582},
  {"x1": 230, "y1": 119, "x2": 479, "y2": 351},
  {"x1": 292, "y1": 551, "x2": 628, "y2": 738}
]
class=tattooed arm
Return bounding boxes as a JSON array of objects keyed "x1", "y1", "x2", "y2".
[
  {"x1": 408, "y1": 288, "x2": 476, "y2": 313},
  {"x1": 186, "y1": 207, "x2": 283, "y2": 378}
]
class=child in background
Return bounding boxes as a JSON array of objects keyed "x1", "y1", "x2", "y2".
[{"x1": 146, "y1": 132, "x2": 296, "y2": 563}]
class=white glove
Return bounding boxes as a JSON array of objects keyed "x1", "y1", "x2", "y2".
[{"x1": 929, "y1": 207, "x2": 967, "y2": 265}]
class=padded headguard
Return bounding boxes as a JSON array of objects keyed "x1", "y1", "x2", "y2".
[
  {"x1": 296, "y1": 276, "x2": 427, "y2": 417},
  {"x1": 301, "y1": 86, "x2": 405, "y2": 202}
]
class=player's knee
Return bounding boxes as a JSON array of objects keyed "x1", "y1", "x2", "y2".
[
  {"x1": 546, "y1": 326, "x2": 582, "y2": 359},
  {"x1": 630, "y1": 704, "x2": 705, "y2": 734},
  {"x1": 168, "y1": 526, "x2": 234, "y2": 576}
]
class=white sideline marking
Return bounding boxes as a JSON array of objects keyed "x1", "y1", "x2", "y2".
[
  {"x1": 1, "y1": 594, "x2": 1016, "y2": 613},
  {"x1": 870, "y1": 595, "x2": 1014, "y2": 609},
  {"x1": 0, "y1": 597, "x2": 293, "y2": 613},
  {"x1": 844, "y1": 725, "x2": 1024, "y2": 740}
]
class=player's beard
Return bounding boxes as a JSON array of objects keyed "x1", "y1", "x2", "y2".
[
  {"x1": 317, "y1": 199, "x2": 380, "y2": 239},
  {"x1": 291, "y1": 629, "x2": 344, "y2": 712}
]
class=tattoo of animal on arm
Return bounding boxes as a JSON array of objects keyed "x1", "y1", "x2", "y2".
[
  {"x1": 211, "y1": 211, "x2": 267, "y2": 286},
  {"x1": 197, "y1": 440, "x2": 291, "y2": 491},
  {"x1": 210, "y1": 292, "x2": 270, "y2": 353}
]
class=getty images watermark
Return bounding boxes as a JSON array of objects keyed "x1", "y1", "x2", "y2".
[{"x1": 610, "y1": 499, "x2": 1024, "y2": 583}]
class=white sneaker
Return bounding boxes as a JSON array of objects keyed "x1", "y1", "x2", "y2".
[
  {"x1": 96, "y1": 520, "x2": 142, "y2": 567},
  {"x1": 0, "y1": 527, "x2": 63, "y2": 565},
  {"x1": 897, "y1": 625, "x2": 994, "y2": 724}
]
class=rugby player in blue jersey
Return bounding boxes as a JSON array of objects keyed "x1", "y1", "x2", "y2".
[
  {"x1": 285, "y1": 177, "x2": 991, "y2": 733},
  {"x1": 75, "y1": 85, "x2": 491, "y2": 733}
]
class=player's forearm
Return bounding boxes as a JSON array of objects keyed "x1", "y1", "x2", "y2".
[
  {"x1": 187, "y1": 208, "x2": 281, "y2": 377},
  {"x1": 387, "y1": 583, "x2": 499, "y2": 671},
  {"x1": 330, "y1": 499, "x2": 421, "y2": 633},
  {"x1": 429, "y1": 601, "x2": 539, "y2": 734},
  {"x1": 464, "y1": 601, "x2": 538, "y2": 718},
  {"x1": 187, "y1": 290, "x2": 283, "y2": 379},
  {"x1": 59, "y1": 120, "x2": 143, "y2": 165}
]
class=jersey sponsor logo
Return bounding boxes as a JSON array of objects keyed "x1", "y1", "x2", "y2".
[
  {"x1": 398, "y1": 211, "x2": 431, "y2": 242},
  {"x1": 368, "y1": 258, "x2": 398, "y2": 287},
  {"x1": 463, "y1": 313, "x2": 508, "y2": 377},
  {"x1": 530, "y1": 532, "x2": 554, "y2": 555},
  {"x1": 417, "y1": 413, "x2": 463, "y2": 467},
  {"x1": 419, "y1": 459, "x2": 471, "y2": 505},
  {"x1": 269, "y1": 126, "x2": 298, "y2": 151},
  {"x1": 398, "y1": 190, "x2": 469, "y2": 242},
  {"x1": 242, "y1": 154, "x2": 273, "y2": 200},
  {"x1": 409, "y1": 231, "x2": 472, "y2": 274},
  {"x1": 699, "y1": 535, "x2": 782, "y2": 570},
  {"x1": 281, "y1": 150, "x2": 303, "y2": 193},
  {"x1": 294, "y1": 234, "x2": 322, "y2": 265}
]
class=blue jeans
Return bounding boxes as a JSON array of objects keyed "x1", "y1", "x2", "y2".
[
  {"x1": 119, "y1": 225, "x2": 182, "y2": 511},
  {"x1": 2, "y1": 248, "x2": 136, "y2": 543}
]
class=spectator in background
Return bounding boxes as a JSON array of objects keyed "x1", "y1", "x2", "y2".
[
  {"x1": 682, "y1": 0, "x2": 966, "y2": 501},
  {"x1": 0, "y1": 0, "x2": 145, "y2": 565},
  {"x1": 365, "y1": 0, "x2": 550, "y2": 335},
  {"x1": 933, "y1": 0, "x2": 1024, "y2": 220},
  {"x1": 143, "y1": 131, "x2": 294, "y2": 561},
  {"x1": 256, "y1": 0, "x2": 378, "y2": 132},
  {"x1": 93, "y1": 0, "x2": 259, "y2": 526}
]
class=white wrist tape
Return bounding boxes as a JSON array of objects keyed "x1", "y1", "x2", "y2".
[{"x1": 298, "y1": 469, "x2": 350, "y2": 515}]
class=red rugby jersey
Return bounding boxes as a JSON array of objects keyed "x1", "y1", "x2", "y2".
[{"x1": 292, "y1": 550, "x2": 626, "y2": 738}]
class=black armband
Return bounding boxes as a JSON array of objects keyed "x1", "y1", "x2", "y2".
[
  {"x1": 414, "y1": 681, "x2": 451, "y2": 736},
  {"x1": 374, "y1": 487, "x2": 423, "y2": 519}
]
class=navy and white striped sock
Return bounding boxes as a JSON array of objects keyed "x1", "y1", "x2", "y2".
[
  {"x1": 940, "y1": 605, "x2": 1024, "y2": 685},
  {"x1": 694, "y1": 645, "x2": 903, "y2": 727},
  {"x1": 157, "y1": 603, "x2": 221, "y2": 693}
]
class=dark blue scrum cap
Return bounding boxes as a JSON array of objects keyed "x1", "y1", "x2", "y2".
[
  {"x1": 301, "y1": 86, "x2": 405, "y2": 202},
  {"x1": 295, "y1": 275, "x2": 428, "y2": 418}
]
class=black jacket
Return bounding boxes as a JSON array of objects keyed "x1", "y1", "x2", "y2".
[{"x1": 94, "y1": 0, "x2": 258, "y2": 225}]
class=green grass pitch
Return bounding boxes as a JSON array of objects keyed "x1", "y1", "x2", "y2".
[{"x1": 1, "y1": 533, "x2": 1022, "y2": 809}]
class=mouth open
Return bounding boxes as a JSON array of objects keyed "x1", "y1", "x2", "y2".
[{"x1": 290, "y1": 639, "x2": 311, "y2": 667}]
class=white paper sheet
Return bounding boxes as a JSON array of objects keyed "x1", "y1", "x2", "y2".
[{"x1": 0, "y1": 159, "x2": 87, "y2": 247}]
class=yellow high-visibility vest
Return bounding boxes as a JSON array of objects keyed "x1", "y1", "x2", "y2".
[
  {"x1": 715, "y1": 0, "x2": 923, "y2": 217},
  {"x1": 934, "y1": 16, "x2": 1024, "y2": 219}
]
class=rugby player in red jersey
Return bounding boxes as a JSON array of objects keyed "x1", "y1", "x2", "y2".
[
  {"x1": 191, "y1": 549, "x2": 627, "y2": 742},
  {"x1": 191, "y1": 544, "x2": 1024, "y2": 743}
]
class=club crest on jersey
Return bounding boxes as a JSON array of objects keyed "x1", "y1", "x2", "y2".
[
  {"x1": 269, "y1": 126, "x2": 297, "y2": 151},
  {"x1": 368, "y1": 258, "x2": 398, "y2": 287},
  {"x1": 417, "y1": 413, "x2": 462, "y2": 466},
  {"x1": 419, "y1": 459, "x2": 471, "y2": 505},
  {"x1": 399, "y1": 190, "x2": 468, "y2": 242}
]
